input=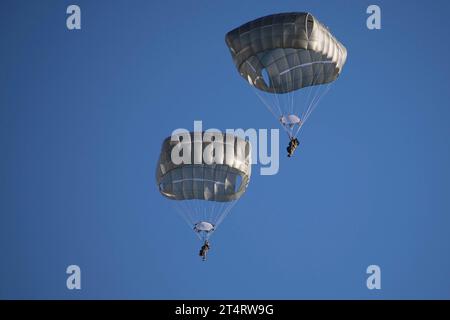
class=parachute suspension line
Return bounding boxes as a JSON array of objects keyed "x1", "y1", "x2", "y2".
[
  {"x1": 290, "y1": 82, "x2": 298, "y2": 133},
  {"x1": 289, "y1": 84, "x2": 295, "y2": 116},
  {"x1": 304, "y1": 83, "x2": 331, "y2": 123},
  {"x1": 288, "y1": 64, "x2": 296, "y2": 116},
  {"x1": 290, "y1": 63, "x2": 333, "y2": 138},
  {"x1": 212, "y1": 202, "x2": 225, "y2": 229},
  {"x1": 278, "y1": 64, "x2": 294, "y2": 118},
  {"x1": 244, "y1": 60, "x2": 283, "y2": 119},
  {"x1": 209, "y1": 200, "x2": 219, "y2": 227},
  {"x1": 177, "y1": 201, "x2": 192, "y2": 225},
  {"x1": 213, "y1": 165, "x2": 238, "y2": 229},
  {"x1": 266, "y1": 67, "x2": 285, "y2": 121},
  {"x1": 302, "y1": 76, "x2": 317, "y2": 118},
  {"x1": 202, "y1": 202, "x2": 212, "y2": 236},
  {"x1": 213, "y1": 164, "x2": 232, "y2": 225},
  {"x1": 269, "y1": 72, "x2": 284, "y2": 119},
  {"x1": 203, "y1": 163, "x2": 242, "y2": 233},
  {"x1": 207, "y1": 200, "x2": 213, "y2": 227},
  {"x1": 184, "y1": 200, "x2": 207, "y2": 230},
  {"x1": 178, "y1": 201, "x2": 196, "y2": 229},
  {"x1": 206, "y1": 200, "x2": 212, "y2": 223},
  {"x1": 281, "y1": 70, "x2": 290, "y2": 116},
  {"x1": 300, "y1": 64, "x2": 323, "y2": 120},
  {"x1": 292, "y1": 83, "x2": 331, "y2": 139},
  {"x1": 211, "y1": 200, "x2": 221, "y2": 226},
  {"x1": 214, "y1": 200, "x2": 238, "y2": 233},
  {"x1": 255, "y1": 86, "x2": 282, "y2": 120},
  {"x1": 173, "y1": 204, "x2": 191, "y2": 226},
  {"x1": 173, "y1": 202, "x2": 204, "y2": 240},
  {"x1": 202, "y1": 208, "x2": 209, "y2": 229},
  {"x1": 292, "y1": 54, "x2": 303, "y2": 115},
  {"x1": 188, "y1": 200, "x2": 199, "y2": 224},
  {"x1": 293, "y1": 121, "x2": 303, "y2": 139},
  {"x1": 200, "y1": 202, "x2": 205, "y2": 224},
  {"x1": 253, "y1": 88, "x2": 292, "y2": 137}
]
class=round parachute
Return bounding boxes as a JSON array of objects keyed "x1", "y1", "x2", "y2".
[
  {"x1": 225, "y1": 12, "x2": 347, "y2": 139},
  {"x1": 280, "y1": 114, "x2": 302, "y2": 137},
  {"x1": 194, "y1": 221, "x2": 215, "y2": 233},
  {"x1": 156, "y1": 131, "x2": 252, "y2": 241}
]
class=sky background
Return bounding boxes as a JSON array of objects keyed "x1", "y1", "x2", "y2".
[{"x1": 1, "y1": 0, "x2": 450, "y2": 299}]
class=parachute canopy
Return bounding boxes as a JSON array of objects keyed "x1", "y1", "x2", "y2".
[
  {"x1": 225, "y1": 12, "x2": 347, "y2": 94},
  {"x1": 156, "y1": 131, "x2": 252, "y2": 240},
  {"x1": 156, "y1": 132, "x2": 251, "y2": 202}
]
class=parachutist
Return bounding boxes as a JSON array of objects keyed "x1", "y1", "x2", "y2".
[
  {"x1": 199, "y1": 240, "x2": 210, "y2": 261},
  {"x1": 287, "y1": 138, "x2": 299, "y2": 157},
  {"x1": 226, "y1": 13, "x2": 347, "y2": 152},
  {"x1": 157, "y1": 132, "x2": 251, "y2": 261}
]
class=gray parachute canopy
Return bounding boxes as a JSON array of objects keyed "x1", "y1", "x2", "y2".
[
  {"x1": 156, "y1": 132, "x2": 251, "y2": 202},
  {"x1": 156, "y1": 132, "x2": 252, "y2": 240},
  {"x1": 225, "y1": 12, "x2": 347, "y2": 94}
]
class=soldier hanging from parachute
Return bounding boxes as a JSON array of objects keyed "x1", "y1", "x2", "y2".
[{"x1": 225, "y1": 12, "x2": 347, "y2": 157}]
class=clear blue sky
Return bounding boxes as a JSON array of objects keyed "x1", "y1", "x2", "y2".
[{"x1": 1, "y1": 0, "x2": 450, "y2": 299}]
